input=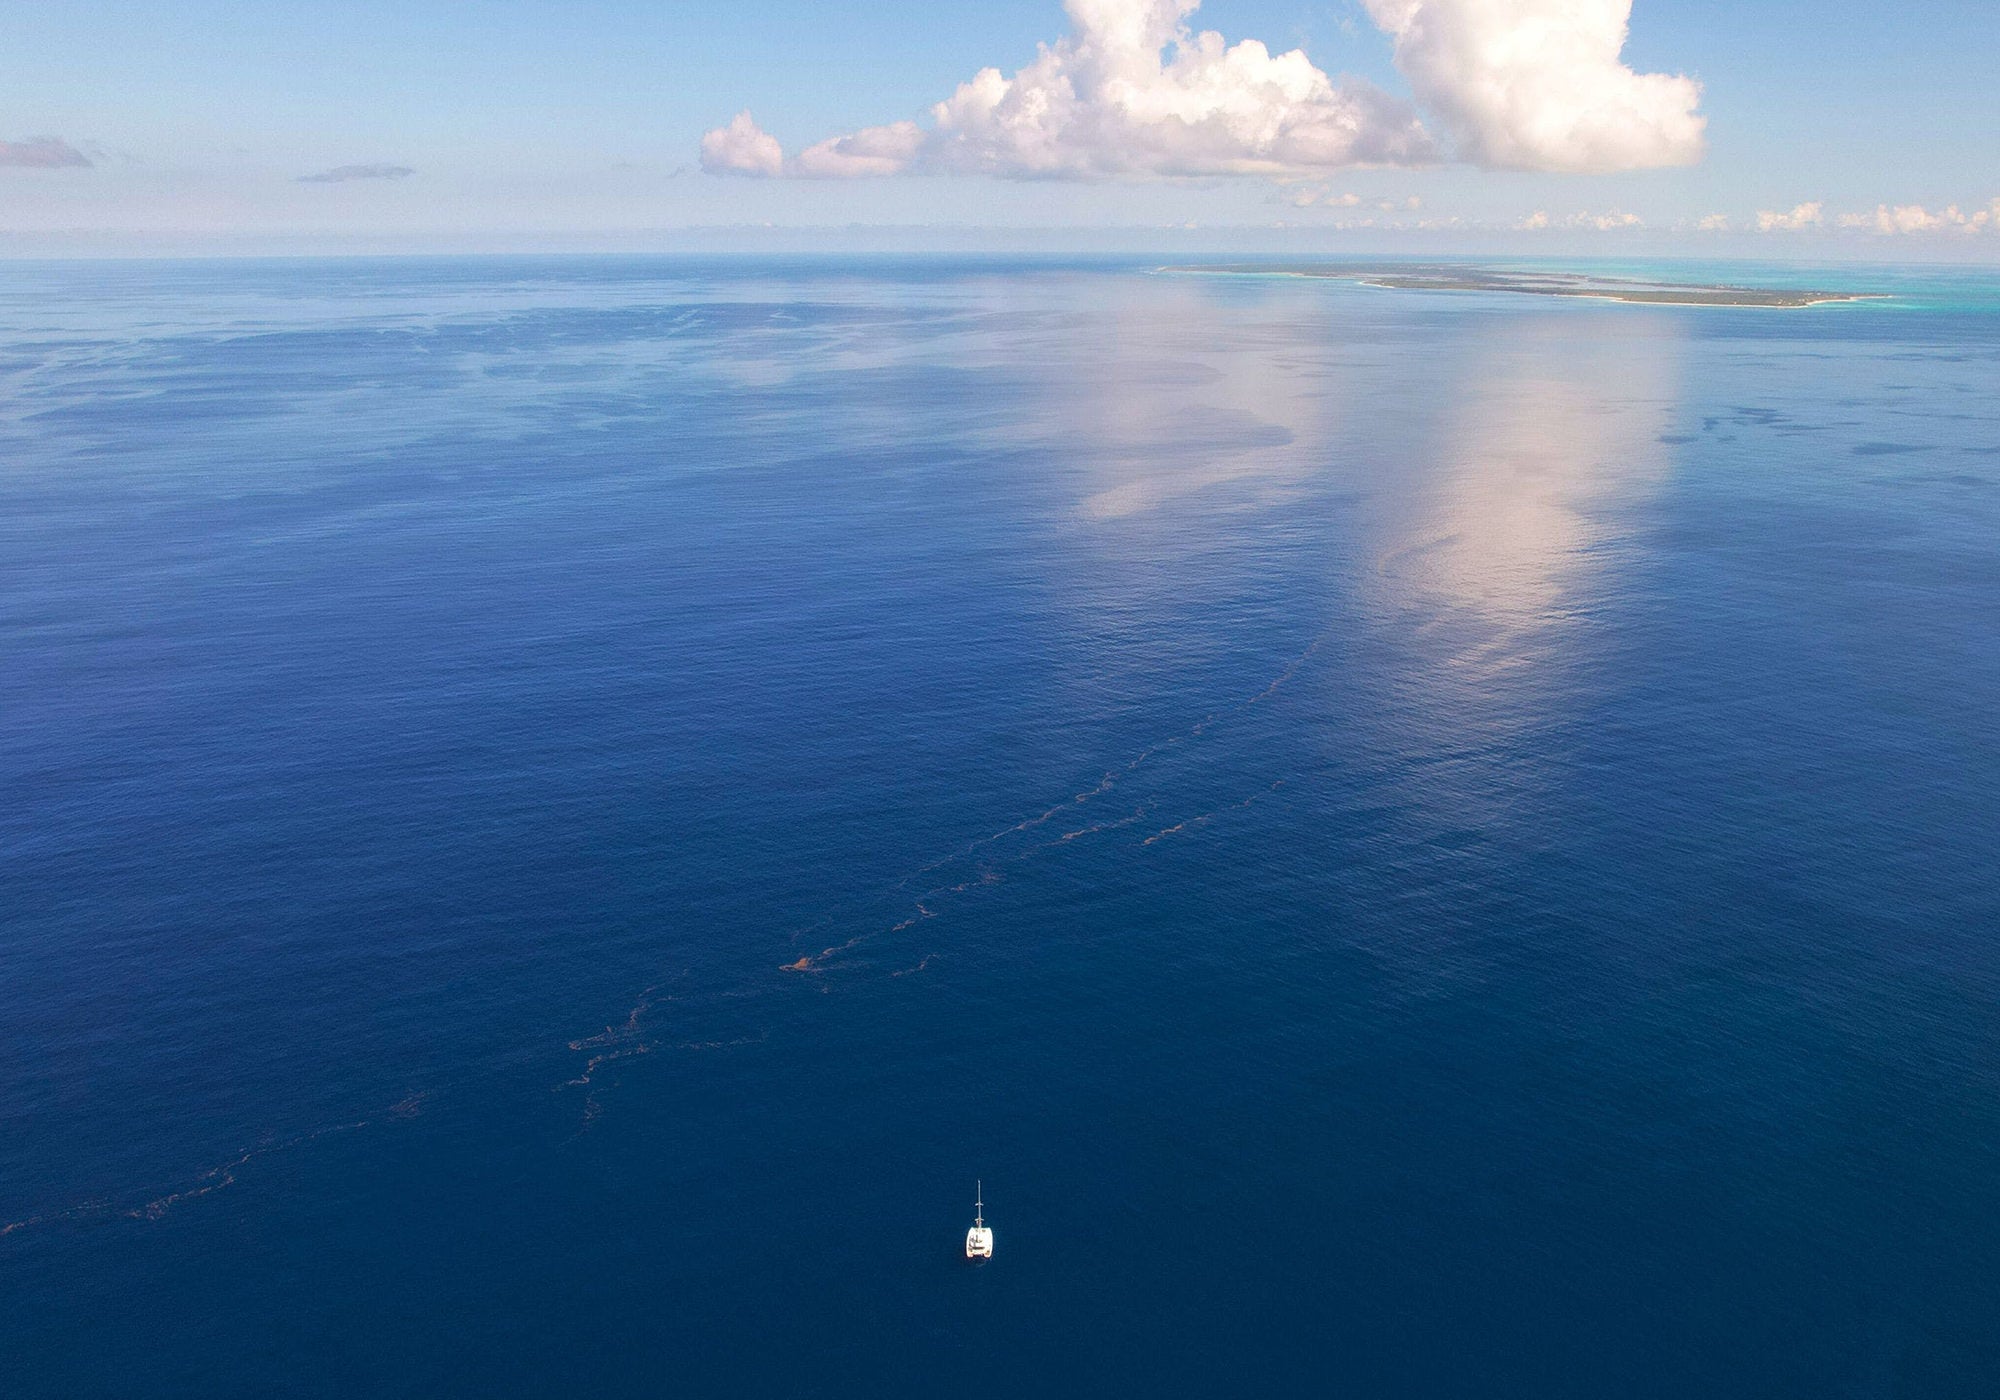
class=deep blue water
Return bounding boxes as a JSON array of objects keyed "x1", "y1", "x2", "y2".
[{"x1": 3, "y1": 256, "x2": 1998, "y2": 1397}]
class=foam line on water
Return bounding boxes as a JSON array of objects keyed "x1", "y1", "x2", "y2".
[
  {"x1": 2, "y1": 1091, "x2": 429, "y2": 1238},
  {"x1": 898, "y1": 771, "x2": 1120, "y2": 886},
  {"x1": 780, "y1": 633, "x2": 1323, "y2": 974},
  {"x1": 1141, "y1": 780, "x2": 1286, "y2": 846},
  {"x1": 3, "y1": 636, "x2": 1327, "y2": 1231},
  {"x1": 558, "y1": 983, "x2": 678, "y2": 1124}
]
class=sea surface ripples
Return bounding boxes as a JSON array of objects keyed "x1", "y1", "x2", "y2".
[{"x1": 2, "y1": 256, "x2": 1997, "y2": 1398}]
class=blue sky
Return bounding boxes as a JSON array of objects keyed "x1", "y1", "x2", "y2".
[{"x1": 5, "y1": 0, "x2": 1998, "y2": 254}]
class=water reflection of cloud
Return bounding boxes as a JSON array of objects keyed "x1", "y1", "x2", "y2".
[
  {"x1": 1347, "y1": 311, "x2": 1687, "y2": 868},
  {"x1": 1378, "y1": 314, "x2": 1684, "y2": 646},
  {"x1": 1007, "y1": 278, "x2": 1347, "y2": 520},
  {"x1": 1316, "y1": 313, "x2": 1689, "y2": 993}
]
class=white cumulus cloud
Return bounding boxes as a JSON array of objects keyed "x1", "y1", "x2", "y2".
[
  {"x1": 1517, "y1": 208, "x2": 1641, "y2": 230},
  {"x1": 809, "y1": 0, "x2": 1433, "y2": 178},
  {"x1": 1282, "y1": 186, "x2": 1423, "y2": 210},
  {"x1": 1284, "y1": 186, "x2": 1364, "y2": 207},
  {"x1": 700, "y1": 110, "x2": 785, "y2": 177},
  {"x1": 1568, "y1": 209, "x2": 1643, "y2": 230},
  {"x1": 1359, "y1": 0, "x2": 1704, "y2": 172},
  {"x1": 701, "y1": 0, "x2": 1704, "y2": 180},
  {"x1": 794, "y1": 121, "x2": 927, "y2": 178},
  {"x1": 1837, "y1": 201, "x2": 1997, "y2": 234},
  {"x1": 1755, "y1": 201, "x2": 1822, "y2": 232}
]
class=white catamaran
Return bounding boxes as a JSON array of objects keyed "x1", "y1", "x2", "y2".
[{"x1": 965, "y1": 1181, "x2": 993, "y2": 1260}]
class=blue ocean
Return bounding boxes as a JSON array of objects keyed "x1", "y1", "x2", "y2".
[{"x1": 3, "y1": 256, "x2": 1997, "y2": 1397}]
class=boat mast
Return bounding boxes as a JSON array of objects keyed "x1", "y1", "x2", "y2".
[{"x1": 975, "y1": 1180, "x2": 983, "y2": 1227}]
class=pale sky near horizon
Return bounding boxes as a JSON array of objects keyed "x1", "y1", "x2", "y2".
[{"x1": 5, "y1": 0, "x2": 1999, "y2": 255}]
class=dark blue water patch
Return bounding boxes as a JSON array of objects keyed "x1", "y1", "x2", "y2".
[{"x1": 3, "y1": 257, "x2": 1998, "y2": 1398}]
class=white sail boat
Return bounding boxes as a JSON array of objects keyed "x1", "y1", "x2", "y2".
[{"x1": 964, "y1": 1180, "x2": 993, "y2": 1260}]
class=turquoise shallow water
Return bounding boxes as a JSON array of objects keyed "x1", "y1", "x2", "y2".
[
  {"x1": 2, "y1": 256, "x2": 1997, "y2": 1397},
  {"x1": 1539, "y1": 258, "x2": 2000, "y2": 314}
]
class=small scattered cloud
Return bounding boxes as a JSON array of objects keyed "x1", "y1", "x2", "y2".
[
  {"x1": 0, "y1": 136, "x2": 91, "y2": 168},
  {"x1": 1285, "y1": 186, "x2": 1362, "y2": 208},
  {"x1": 1755, "y1": 201, "x2": 1822, "y2": 232},
  {"x1": 297, "y1": 163, "x2": 414, "y2": 183},
  {"x1": 1281, "y1": 186, "x2": 1419, "y2": 210},
  {"x1": 1837, "y1": 200, "x2": 1997, "y2": 234},
  {"x1": 701, "y1": 0, "x2": 1704, "y2": 180},
  {"x1": 700, "y1": 110, "x2": 785, "y2": 177},
  {"x1": 1515, "y1": 209, "x2": 1641, "y2": 231},
  {"x1": 1696, "y1": 213, "x2": 1729, "y2": 231},
  {"x1": 1570, "y1": 209, "x2": 1643, "y2": 230}
]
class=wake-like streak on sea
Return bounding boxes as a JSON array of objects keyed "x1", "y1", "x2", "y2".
[
  {"x1": 775, "y1": 633, "x2": 1325, "y2": 977},
  {"x1": 0, "y1": 630, "x2": 1327, "y2": 1231},
  {"x1": 0, "y1": 1096, "x2": 427, "y2": 1236}
]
